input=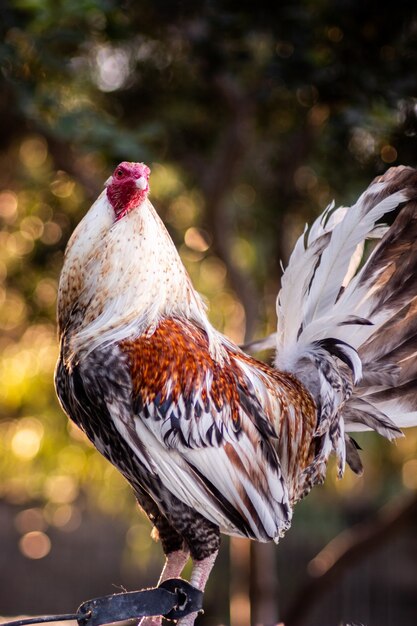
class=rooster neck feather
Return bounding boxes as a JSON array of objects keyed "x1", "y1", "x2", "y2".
[{"x1": 58, "y1": 192, "x2": 217, "y2": 359}]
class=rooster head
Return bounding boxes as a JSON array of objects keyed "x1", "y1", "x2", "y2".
[{"x1": 106, "y1": 161, "x2": 151, "y2": 220}]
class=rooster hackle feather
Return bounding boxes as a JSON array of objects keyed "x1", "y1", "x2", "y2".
[{"x1": 55, "y1": 161, "x2": 417, "y2": 625}]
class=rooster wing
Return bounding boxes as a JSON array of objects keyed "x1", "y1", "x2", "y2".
[{"x1": 57, "y1": 315, "x2": 316, "y2": 544}]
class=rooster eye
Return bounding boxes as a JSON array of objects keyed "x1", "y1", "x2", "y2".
[{"x1": 116, "y1": 169, "x2": 124, "y2": 178}]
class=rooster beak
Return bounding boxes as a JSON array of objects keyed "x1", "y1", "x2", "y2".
[
  {"x1": 136, "y1": 176, "x2": 148, "y2": 191},
  {"x1": 104, "y1": 176, "x2": 113, "y2": 187}
]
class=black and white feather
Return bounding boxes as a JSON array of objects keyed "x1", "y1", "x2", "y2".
[{"x1": 274, "y1": 166, "x2": 417, "y2": 479}]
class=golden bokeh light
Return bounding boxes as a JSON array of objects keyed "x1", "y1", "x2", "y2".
[
  {"x1": 148, "y1": 163, "x2": 183, "y2": 200},
  {"x1": 50, "y1": 171, "x2": 75, "y2": 198},
  {"x1": 9, "y1": 231, "x2": 35, "y2": 256},
  {"x1": 381, "y1": 144, "x2": 398, "y2": 163},
  {"x1": 200, "y1": 257, "x2": 227, "y2": 292},
  {"x1": 294, "y1": 165, "x2": 318, "y2": 192},
  {"x1": 308, "y1": 103, "x2": 330, "y2": 127},
  {"x1": 166, "y1": 195, "x2": 199, "y2": 229},
  {"x1": 126, "y1": 524, "x2": 150, "y2": 552},
  {"x1": 184, "y1": 227, "x2": 210, "y2": 252},
  {"x1": 15, "y1": 507, "x2": 46, "y2": 533},
  {"x1": 402, "y1": 459, "x2": 417, "y2": 489},
  {"x1": 349, "y1": 127, "x2": 376, "y2": 162},
  {"x1": 34, "y1": 278, "x2": 57, "y2": 307},
  {"x1": 57, "y1": 444, "x2": 87, "y2": 473},
  {"x1": 47, "y1": 504, "x2": 82, "y2": 532},
  {"x1": 327, "y1": 26, "x2": 344, "y2": 42},
  {"x1": 20, "y1": 215, "x2": 44, "y2": 240},
  {"x1": 19, "y1": 531, "x2": 51, "y2": 560},
  {"x1": 19, "y1": 136, "x2": 48, "y2": 169},
  {"x1": 230, "y1": 238, "x2": 256, "y2": 271},
  {"x1": 44, "y1": 474, "x2": 79, "y2": 504},
  {"x1": 40, "y1": 221, "x2": 62, "y2": 244},
  {"x1": 179, "y1": 244, "x2": 205, "y2": 263},
  {"x1": 11, "y1": 418, "x2": 44, "y2": 460},
  {"x1": 0, "y1": 191, "x2": 18, "y2": 222}
]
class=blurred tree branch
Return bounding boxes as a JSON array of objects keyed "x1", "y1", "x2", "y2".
[
  {"x1": 282, "y1": 492, "x2": 417, "y2": 626},
  {"x1": 42, "y1": 131, "x2": 102, "y2": 200},
  {"x1": 0, "y1": 78, "x2": 101, "y2": 200},
  {"x1": 201, "y1": 75, "x2": 259, "y2": 340}
]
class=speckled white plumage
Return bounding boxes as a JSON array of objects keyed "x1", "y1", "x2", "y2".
[{"x1": 58, "y1": 190, "x2": 222, "y2": 361}]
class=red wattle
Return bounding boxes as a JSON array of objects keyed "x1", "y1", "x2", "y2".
[{"x1": 107, "y1": 179, "x2": 145, "y2": 220}]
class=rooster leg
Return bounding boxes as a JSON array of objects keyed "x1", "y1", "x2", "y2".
[
  {"x1": 138, "y1": 549, "x2": 190, "y2": 626},
  {"x1": 158, "y1": 547, "x2": 190, "y2": 583},
  {"x1": 176, "y1": 550, "x2": 219, "y2": 626},
  {"x1": 154, "y1": 513, "x2": 190, "y2": 583},
  {"x1": 168, "y1": 507, "x2": 220, "y2": 626},
  {"x1": 139, "y1": 510, "x2": 190, "y2": 626}
]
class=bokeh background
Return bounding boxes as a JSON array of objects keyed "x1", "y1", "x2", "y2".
[{"x1": 1, "y1": 2, "x2": 417, "y2": 625}]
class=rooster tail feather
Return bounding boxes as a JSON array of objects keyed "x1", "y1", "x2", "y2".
[{"x1": 275, "y1": 166, "x2": 417, "y2": 482}]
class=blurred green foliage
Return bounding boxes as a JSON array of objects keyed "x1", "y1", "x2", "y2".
[{"x1": 1, "y1": 0, "x2": 417, "y2": 573}]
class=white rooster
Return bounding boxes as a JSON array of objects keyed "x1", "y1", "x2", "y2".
[{"x1": 55, "y1": 162, "x2": 417, "y2": 625}]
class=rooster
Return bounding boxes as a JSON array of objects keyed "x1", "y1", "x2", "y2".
[{"x1": 55, "y1": 161, "x2": 417, "y2": 626}]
